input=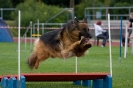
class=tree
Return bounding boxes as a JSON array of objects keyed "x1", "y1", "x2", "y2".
[
  {"x1": 10, "y1": 0, "x2": 24, "y2": 7},
  {"x1": 0, "y1": 0, "x2": 13, "y2": 20},
  {"x1": 41, "y1": 0, "x2": 81, "y2": 7},
  {"x1": 13, "y1": 0, "x2": 70, "y2": 27}
]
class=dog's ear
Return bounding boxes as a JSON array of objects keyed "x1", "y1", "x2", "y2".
[
  {"x1": 82, "y1": 17, "x2": 88, "y2": 23},
  {"x1": 56, "y1": 31, "x2": 61, "y2": 40},
  {"x1": 73, "y1": 17, "x2": 79, "y2": 25}
]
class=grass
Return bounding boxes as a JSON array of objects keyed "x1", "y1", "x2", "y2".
[{"x1": 0, "y1": 42, "x2": 133, "y2": 88}]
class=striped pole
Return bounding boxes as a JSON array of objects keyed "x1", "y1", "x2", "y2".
[{"x1": 119, "y1": 17, "x2": 123, "y2": 62}]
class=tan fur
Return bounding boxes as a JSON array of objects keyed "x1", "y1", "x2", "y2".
[{"x1": 27, "y1": 18, "x2": 92, "y2": 70}]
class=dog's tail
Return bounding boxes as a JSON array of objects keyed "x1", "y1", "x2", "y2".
[
  {"x1": 27, "y1": 52, "x2": 38, "y2": 70},
  {"x1": 27, "y1": 39, "x2": 40, "y2": 69}
]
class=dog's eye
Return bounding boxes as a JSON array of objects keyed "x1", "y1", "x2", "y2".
[{"x1": 83, "y1": 28, "x2": 86, "y2": 31}]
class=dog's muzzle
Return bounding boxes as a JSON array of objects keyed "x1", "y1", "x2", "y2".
[{"x1": 88, "y1": 34, "x2": 92, "y2": 39}]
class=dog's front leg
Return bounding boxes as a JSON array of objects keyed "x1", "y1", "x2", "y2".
[
  {"x1": 75, "y1": 37, "x2": 92, "y2": 57},
  {"x1": 61, "y1": 36, "x2": 87, "y2": 58},
  {"x1": 61, "y1": 40, "x2": 81, "y2": 58}
]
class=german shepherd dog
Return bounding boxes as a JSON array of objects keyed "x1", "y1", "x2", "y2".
[{"x1": 27, "y1": 17, "x2": 92, "y2": 70}]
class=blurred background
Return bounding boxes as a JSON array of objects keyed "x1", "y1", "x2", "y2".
[{"x1": 0, "y1": 0, "x2": 133, "y2": 40}]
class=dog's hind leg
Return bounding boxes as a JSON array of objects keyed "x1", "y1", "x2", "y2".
[
  {"x1": 34, "y1": 41, "x2": 50, "y2": 69},
  {"x1": 27, "y1": 39, "x2": 50, "y2": 69},
  {"x1": 34, "y1": 51, "x2": 50, "y2": 69},
  {"x1": 27, "y1": 52, "x2": 38, "y2": 70},
  {"x1": 27, "y1": 51, "x2": 50, "y2": 69}
]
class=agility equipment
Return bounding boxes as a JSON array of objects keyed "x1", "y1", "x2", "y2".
[
  {"x1": 108, "y1": 14, "x2": 112, "y2": 77},
  {"x1": 1, "y1": 76, "x2": 26, "y2": 88},
  {"x1": 0, "y1": 73, "x2": 112, "y2": 88},
  {"x1": 0, "y1": 19, "x2": 14, "y2": 42},
  {"x1": 119, "y1": 17, "x2": 123, "y2": 62},
  {"x1": 0, "y1": 12, "x2": 112, "y2": 88},
  {"x1": 124, "y1": 24, "x2": 128, "y2": 58},
  {"x1": 131, "y1": 23, "x2": 133, "y2": 55}
]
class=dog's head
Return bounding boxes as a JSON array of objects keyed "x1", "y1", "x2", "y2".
[
  {"x1": 77, "y1": 17, "x2": 92, "y2": 40},
  {"x1": 66, "y1": 17, "x2": 92, "y2": 41},
  {"x1": 61, "y1": 18, "x2": 92, "y2": 41}
]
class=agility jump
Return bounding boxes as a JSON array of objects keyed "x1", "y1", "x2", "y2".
[{"x1": 0, "y1": 11, "x2": 112, "y2": 88}]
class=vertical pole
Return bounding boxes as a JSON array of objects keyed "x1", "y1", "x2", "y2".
[
  {"x1": 72, "y1": 8, "x2": 74, "y2": 19},
  {"x1": 119, "y1": 17, "x2": 123, "y2": 62},
  {"x1": 33, "y1": 24, "x2": 35, "y2": 35},
  {"x1": 42, "y1": 23, "x2": 44, "y2": 34},
  {"x1": 84, "y1": 8, "x2": 86, "y2": 18},
  {"x1": 1, "y1": 8, "x2": 3, "y2": 19},
  {"x1": 124, "y1": 24, "x2": 128, "y2": 58},
  {"x1": 24, "y1": 33, "x2": 26, "y2": 51},
  {"x1": 18, "y1": 10, "x2": 21, "y2": 88},
  {"x1": 132, "y1": 23, "x2": 133, "y2": 55},
  {"x1": 75, "y1": 57, "x2": 77, "y2": 73},
  {"x1": 92, "y1": 0, "x2": 95, "y2": 20},
  {"x1": 30, "y1": 21, "x2": 32, "y2": 51},
  {"x1": 37, "y1": 19, "x2": 39, "y2": 38},
  {"x1": 108, "y1": 14, "x2": 112, "y2": 77}
]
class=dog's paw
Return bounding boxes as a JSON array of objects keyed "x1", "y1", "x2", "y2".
[
  {"x1": 80, "y1": 37, "x2": 86, "y2": 45},
  {"x1": 80, "y1": 36, "x2": 85, "y2": 40},
  {"x1": 85, "y1": 43, "x2": 92, "y2": 48}
]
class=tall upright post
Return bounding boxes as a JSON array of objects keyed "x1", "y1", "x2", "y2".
[
  {"x1": 132, "y1": 23, "x2": 133, "y2": 55},
  {"x1": 30, "y1": 21, "x2": 32, "y2": 51},
  {"x1": 124, "y1": 24, "x2": 128, "y2": 58},
  {"x1": 75, "y1": 57, "x2": 78, "y2": 73},
  {"x1": 37, "y1": 19, "x2": 39, "y2": 38},
  {"x1": 18, "y1": 10, "x2": 21, "y2": 88},
  {"x1": 1, "y1": 8, "x2": 3, "y2": 19},
  {"x1": 119, "y1": 17, "x2": 123, "y2": 62},
  {"x1": 108, "y1": 14, "x2": 112, "y2": 77},
  {"x1": 18, "y1": 10, "x2": 21, "y2": 81},
  {"x1": 24, "y1": 32, "x2": 27, "y2": 51},
  {"x1": 42, "y1": 23, "x2": 44, "y2": 34}
]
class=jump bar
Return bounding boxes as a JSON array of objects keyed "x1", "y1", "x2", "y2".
[
  {"x1": 0, "y1": 73, "x2": 109, "y2": 82},
  {"x1": 21, "y1": 73, "x2": 109, "y2": 82}
]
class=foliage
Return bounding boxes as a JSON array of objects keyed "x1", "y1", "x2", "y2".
[
  {"x1": 13, "y1": 0, "x2": 64, "y2": 26},
  {"x1": 0, "y1": 0, "x2": 12, "y2": 8},
  {"x1": 75, "y1": 0, "x2": 92, "y2": 19},
  {"x1": 11, "y1": 0, "x2": 24, "y2": 7},
  {"x1": 1, "y1": 0, "x2": 133, "y2": 21},
  {"x1": 113, "y1": 2, "x2": 130, "y2": 14},
  {"x1": 41, "y1": 0, "x2": 81, "y2": 7},
  {"x1": 74, "y1": 0, "x2": 133, "y2": 20},
  {"x1": 110, "y1": 2, "x2": 131, "y2": 19},
  {"x1": 0, "y1": 0, "x2": 13, "y2": 20}
]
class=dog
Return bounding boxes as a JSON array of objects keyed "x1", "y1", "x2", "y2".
[{"x1": 27, "y1": 17, "x2": 92, "y2": 70}]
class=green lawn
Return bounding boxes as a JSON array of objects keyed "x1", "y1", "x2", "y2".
[{"x1": 0, "y1": 42, "x2": 133, "y2": 88}]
